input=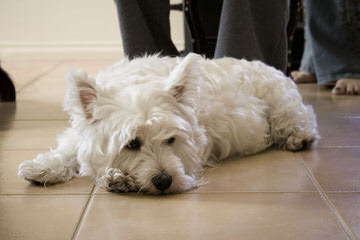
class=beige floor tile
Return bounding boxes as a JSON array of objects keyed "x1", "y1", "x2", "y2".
[
  {"x1": 328, "y1": 193, "x2": 360, "y2": 239},
  {"x1": 298, "y1": 84, "x2": 339, "y2": 108},
  {"x1": 298, "y1": 84, "x2": 326, "y2": 102},
  {"x1": 57, "y1": 60, "x2": 119, "y2": 76},
  {"x1": 1, "y1": 60, "x2": 63, "y2": 91},
  {"x1": 75, "y1": 193, "x2": 347, "y2": 240},
  {"x1": 316, "y1": 116, "x2": 360, "y2": 147},
  {"x1": 302, "y1": 148, "x2": 360, "y2": 192},
  {"x1": 0, "y1": 150, "x2": 94, "y2": 194},
  {"x1": 15, "y1": 69, "x2": 65, "y2": 106},
  {"x1": 298, "y1": 84, "x2": 360, "y2": 147},
  {"x1": 0, "y1": 120, "x2": 69, "y2": 150},
  {"x1": 298, "y1": 84, "x2": 360, "y2": 114},
  {"x1": 298, "y1": 84, "x2": 360, "y2": 105},
  {"x1": 0, "y1": 59, "x2": 131, "y2": 121},
  {"x1": 0, "y1": 194, "x2": 89, "y2": 240},
  {"x1": 194, "y1": 150, "x2": 315, "y2": 193},
  {"x1": 16, "y1": 60, "x2": 118, "y2": 108},
  {"x1": 311, "y1": 96, "x2": 360, "y2": 118},
  {"x1": 0, "y1": 101, "x2": 67, "y2": 121}
]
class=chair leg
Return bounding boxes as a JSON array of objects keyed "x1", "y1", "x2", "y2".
[
  {"x1": 184, "y1": 0, "x2": 209, "y2": 56},
  {"x1": 287, "y1": 0, "x2": 304, "y2": 75},
  {"x1": 0, "y1": 66, "x2": 16, "y2": 102}
]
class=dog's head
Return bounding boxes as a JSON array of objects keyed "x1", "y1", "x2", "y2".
[{"x1": 64, "y1": 54, "x2": 207, "y2": 194}]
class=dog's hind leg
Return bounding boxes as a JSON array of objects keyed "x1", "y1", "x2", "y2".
[
  {"x1": 18, "y1": 128, "x2": 80, "y2": 185},
  {"x1": 266, "y1": 78, "x2": 319, "y2": 151}
]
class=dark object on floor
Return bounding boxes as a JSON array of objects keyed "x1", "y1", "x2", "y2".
[
  {"x1": 0, "y1": 66, "x2": 16, "y2": 102},
  {"x1": 287, "y1": 0, "x2": 305, "y2": 73},
  {"x1": 183, "y1": 0, "x2": 222, "y2": 58}
]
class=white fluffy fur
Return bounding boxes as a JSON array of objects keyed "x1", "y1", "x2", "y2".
[{"x1": 18, "y1": 53, "x2": 319, "y2": 194}]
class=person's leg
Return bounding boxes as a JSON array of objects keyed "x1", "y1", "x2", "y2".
[
  {"x1": 114, "y1": 0, "x2": 178, "y2": 58},
  {"x1": 303, "y1": 0, "x2": 360, "y2": 94},
  {"x1": 331, "y1": 1, "x2": 360, "y2": 95},
  {"x1": 291, "y1": 16, "x2": 316, "y2": 84},
  {"x1": 136, "y1": 0, "x2": 179, "y2": 56},
  {"x1": 214, "y1": 0, "x2": 288, "y2": 72}
]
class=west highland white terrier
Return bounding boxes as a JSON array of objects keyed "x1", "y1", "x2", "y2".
[{"x1": 18, "y1": 53, "x2": 319, "y2": 194}]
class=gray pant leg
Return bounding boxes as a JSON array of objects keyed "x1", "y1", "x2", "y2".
[
  {"x1": 114, "y1": 0, "x2": 178, "y2": 58},
  {"x1": 136, "y1": 0, "x2": 179, "y2": 56},
  {"x1": 215, "y1": 0, "x2": 288, "y2": 72}
]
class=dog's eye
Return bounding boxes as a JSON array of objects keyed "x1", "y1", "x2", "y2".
[
  {"x1": 167, "y1": 137, "x2": 176, "y2": 145},
  {"x1": 126, "y1": 138, "x2": 141, "y2": 151}
]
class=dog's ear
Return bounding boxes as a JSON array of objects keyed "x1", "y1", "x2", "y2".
[
  {"x1": 168, "y1": 53, "x2": 201, "y2": 102},
  {"x1": 64, "y1": 69, "x2": 98, "y2": 120}
]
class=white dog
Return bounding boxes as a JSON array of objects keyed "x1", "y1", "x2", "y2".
[{"x1": 18, "y1": 53, "x2": 319, "y2": 194}]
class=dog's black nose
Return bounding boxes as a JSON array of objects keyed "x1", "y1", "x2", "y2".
[{"x1": 152, "y1": 174, "x2": 172, "y2": 191}]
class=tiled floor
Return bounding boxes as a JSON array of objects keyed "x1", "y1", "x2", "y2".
[{"x1": 1, "y1": 59, "x2": 359, "y2": 240}]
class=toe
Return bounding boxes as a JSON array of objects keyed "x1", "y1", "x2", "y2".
[
  {"x1": 345, "y1": 81, "x2": 353, "y2": 95},
  {"x1": 332, "y1": 80, "x2": 346, "y2": 95},
  {"x1": 346, "y1": 86, "x2": 353, "y2": 95},
  {"x1": 354, "y1": 85, "x2": 359, "y2": 95},
  {"x1": 333, "y1": 78, "x2": 360, "y2": 95},
  {"x1": 291, "y1": 71, "x2": 316, "y2": 84},
  {"x1": 347, "y1": 82, "x2": 359, "y2": 95},
  {"x1": 332, "y1": 86, "x2": 344, "y2": 95},
  {"x1": 290, "y1": 71, "x2": 300, "y2": 79}
]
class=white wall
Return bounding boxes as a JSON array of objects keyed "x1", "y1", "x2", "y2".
[{"x1": 0, "y1": 0, "x2": 184, "y2": 59}]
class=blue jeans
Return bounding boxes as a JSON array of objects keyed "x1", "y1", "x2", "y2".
[{"x1": 300, "y1": 0, "x2": 360, "y2": 84}]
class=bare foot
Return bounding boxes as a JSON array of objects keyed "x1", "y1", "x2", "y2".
[
  {"x1": 291, "y1": 71, "x2": 317, "y2": 84},
  {"x1": 332, "y1": 78, "x2": 360, "y2": 95}
]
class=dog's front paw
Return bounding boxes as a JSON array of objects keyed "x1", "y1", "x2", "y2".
[
  {"x1": 18, "y1": 152, "x2": 76, "y2": 185},
  {"x1": 98, "y1": 168, "x2": 138, "y2": 193},
  {"x1": 18, "y1": 157, "x2": 63, "y2": 185},
  {"x1": 18, "y1": 159, "x2": 49, "y2": 185}
]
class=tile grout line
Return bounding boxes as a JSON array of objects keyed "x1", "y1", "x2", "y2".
[
  {"x1": 0, "y1": 119, "x2": 68, "y2": 122},
  {"x1": 16, "y1": 60, "x2": 66, "y2": 93},
  {"x1": 296, "y1": 154, "x2": 357, "y2": 240},
  {"x1": 0, "y1": 193, "x2": 94, "y2": 196},
  {"x1": 5, "y1": 190, "x2": 359, "y2": 196},
  {"x1": 0, "y1": 148, "x2": 58, "y2": 151},
  {"x1": 71, "y1": 184, "x2": 96, "y2": 240},
  {"x1": 317, "y1": 145, "x2": 360, "y2": 149}
]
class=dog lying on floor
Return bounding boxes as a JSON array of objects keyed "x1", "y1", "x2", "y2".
[{"x1": 18, "y1": 53, "x2": 319, "y2": 194}]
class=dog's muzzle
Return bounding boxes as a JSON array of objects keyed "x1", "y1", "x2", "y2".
[{"x1": 151, "y1": 173, "x2": 172, "y2": 191}]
